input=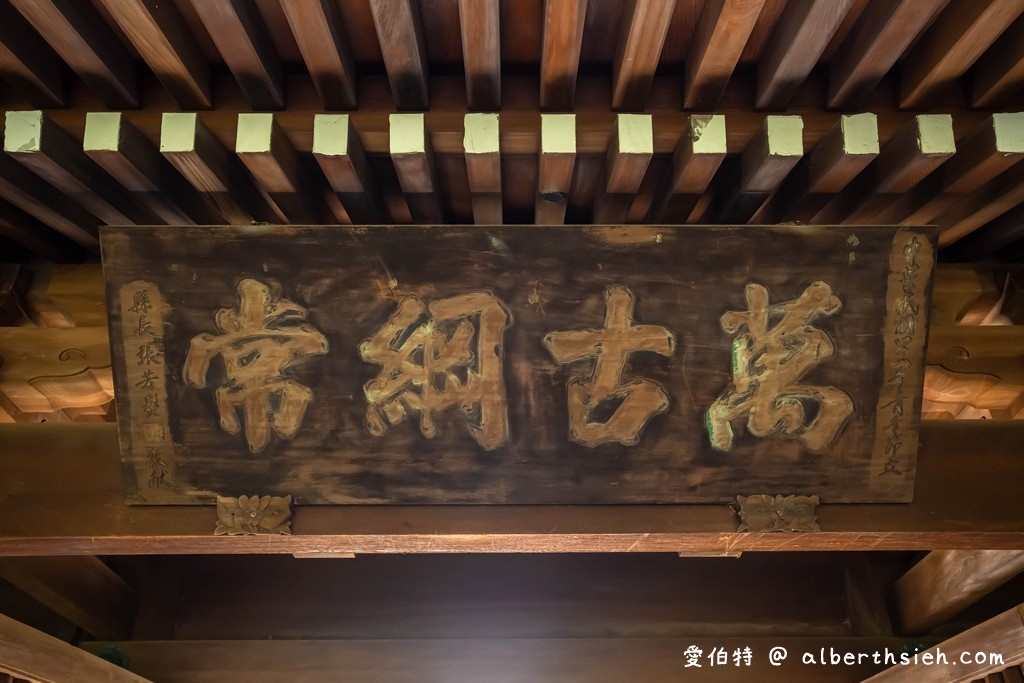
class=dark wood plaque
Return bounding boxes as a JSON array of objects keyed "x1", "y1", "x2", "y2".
[{"x1": 102, "y1": 225, "x2": 935, "y2": 505}]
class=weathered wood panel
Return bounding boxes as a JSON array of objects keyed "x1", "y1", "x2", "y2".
[{"x1": 102, "y1": 224, "x2": 934, "y2": 505}]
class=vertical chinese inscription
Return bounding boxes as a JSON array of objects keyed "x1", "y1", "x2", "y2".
[
  {"x1": 543, "y1": 286, "x2": 676, "y2": 447},
  {"x1": 183, "y1": 279, "x2": 329, "y2": 453},
  {"x1": 705, "y1": 281, "x2": 853, "y2": 453},
  {"x1": 874, "y1": 234, "x2": 930, "y2": 479},
  {"x1": 120, "y1": 281, "x2": 173, "y2": 491},
  {"x1": 360, "y1": 290, "x2": 512, "y2": 450}
]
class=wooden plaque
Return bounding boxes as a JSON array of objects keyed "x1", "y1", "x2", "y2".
[{"x1": 102, "y1": 225, "x2": 935, "y2": 505}]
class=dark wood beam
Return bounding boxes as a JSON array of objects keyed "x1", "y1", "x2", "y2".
[
  {"x1": 312, "y1": 114, "x2": 384, "y2": 223},
  {"x1": 755, "y1": 0, "x2": 855, "y2": 109},
  {"x1": 827, "y1": 0, "x2": 948, "y2": 109},
  {"x1": 159, "y1": 112, "x2": 279, "y2": 225},
  {"x1": 0, "y1": 420, "x2": 1022, "y2": 555},
  {"x1": 368, "y1": 0, "x2": 429, "y2": 110},
  {"x1": 540, "y1": 0, "x2": 587, "y2": 111},
  {"x1": 898, "y1": 0, "x2": 1024, "y2": 108},
  {"x1": 0, "y1": 2, "x2": 65, "y2": 108},
  {"x1": 894, "y1": 551, "x2": 1024, "y2": 636},
  {"x1": 463, "y1": 113, "x2": 502, "y2": 224},
  {"x1": 3, "y1": 111, "x2": 162, "y2": 227},
  {"x1": 281, "y1": 0, "x2": 357, "y2": 111},
  {"x1": 864, "y1": 605, "x2": 1024, "y2": 682},
  {"x1": 0, "y1": 613, "x2": 151, "y2": 683},
  {"x1": 97, "y1": 0, "x2": 211, "y2": 109},
  {"x1": 235, "y1": 113, "x2": 332, "y2": 223},
  {"x1": 8, "y1": 0, "x2": 137, "y2": 108},
  {"x1": 458, "y1": 0, "x2": 501, "y2": 111},
  {"x1": 0, "y1": 557, "x2": 135, "y2": 640},
  {"x1": 683, "y1": 0, "x2": 765, "y2": 111},
  {"x1": 189, "y1": 0, "x2": 284, "y2": 110},
  {"x1": 83, "y1": 112, "x2": 224, "y2": 225},
  {"x1": 611, "y1": 0, "x2": 676, "y2": 111}
]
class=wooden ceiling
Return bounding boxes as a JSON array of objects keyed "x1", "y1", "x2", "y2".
[{"x1": 0, "y1": 0, "x2": 1020, "y2": 265}]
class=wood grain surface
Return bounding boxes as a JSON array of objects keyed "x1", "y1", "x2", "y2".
[{"x1": 101, "y1": 224, "x2": 934, "y2": 505}]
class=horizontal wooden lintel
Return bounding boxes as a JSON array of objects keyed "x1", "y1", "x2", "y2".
[{"x1": 0, "y1": 421, "x2": 1022, "y2": 555}]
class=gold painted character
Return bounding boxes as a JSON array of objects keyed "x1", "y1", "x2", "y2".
[
  {"x1": 183, "y1": 279, "x2": 329, "y2": 453},
  {"x1": 705, "y1": 281, "x2": 853, "y2": 453},
  {"x1": 360, "y1": 291, "x2": 512, "y2": 451},
  {"x1": 543, "y1": 286, "x2": 676, "y2": 447}
]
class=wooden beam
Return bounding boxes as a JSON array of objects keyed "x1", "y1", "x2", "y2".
[
  {"x1": 944, "y1": 201, "x2": 1024, "y2": 261},
  {"x1": 0, "y1": 199, "x2": 84, "y2": 263},
  {"x1": 894, "y1": 550, "x2": 1024, "y2": 635},
  {"x1": 368, "y1": 0, "x2": 429, "y2": 110},
  {"x1": 535, "y1": 113, "x2": 575, "y2": 225},
  {"x1": 280, "y1": 0, "x2": 357, "y2": 111},
  {"x1": 189, "y1": 0, "x2": 284, "y2": 110},
  {"x1": 811, "y1": 114, "x2": 955, "y2": 225},
  {"x1": 235, "y1": 113, "x2": 332, "y2": 224},
  {"x1": 0, "y1": 1, "x2": 65, "y2": 108},
  {"x1": 0, "y1": 557, "x2": 135, "y2": 640},
  {"x1": 83, "y1": 112, "x2": 224, "y2": 225},
  {"x1": 458, "y1": 0, "x2": 501, "y2": 110},
  {"x1": 0, "y1": 264, "x2": 29, "y2": 327},
  {"x1": 3, "y1": 111, "x2": 162, "y2": 227},
  {"x1": 130, "y1": 557, "x2": 185, "y2": 640},
  {"x1": 647, "y1": 114, "x2": 726, "y2": 222},
  {"x1": 874, "y1": 112, "x2": 1024, "y2": 226},
  {"x1": 463, "y1": 113, "x2": 502, "y2": 224},
  {"x1": 611, "y1": 0, "x2": 676, "y2": 111},
  {"x1": 593, "y1": 113, "x2": 652, "y2": 223},
  {"x1": 0, "y1": 613, "x2": 151, "y2": 683},
  {"x1": 899, "y1": 0, "x2": 1024, "y2": 109},
  {"x1": 10, "y1": 73, "x2": 1002, "y2": 158},
  {"x1": 8, "y1": 0, "x2": 137, "y2": 108},
  {"x1": 864, "y1": 605, "x2": 1024, "y2": 682},
  {"x1": 972, "y1": 14, "x2": 1024, "y2": 107},
  {"x1": 843, "y1": 554, "x2": 894, "y2": 638},
  {"x1": 159, "y1": 113, "x2": 279, "y2": 225},
  {"x1": 715, "y1": 114, "x2": 802, "y2": 223},
  {"x1": 0, "y1": 154, "x2": 100, "y2": 250},
  {"x1": 755, "y1": 0, "x2": 855, "y2": 110},
  {"x1": 940, "y1": 113, "x2": 1024, "y2": 194},
  {"x1": 389, "y1": 113, "x2": 443, "y2": 222},
  {"x1": 871, "y1": 115, "x2": 955, "y2": 194},
  {"x1": 312, "y1": 114, "x2": 383, "y2": 223},
  {"x1": 24, "y1": 264, "x2": 107, "y2": 329},
  {"x1": 758, "y1": 112, "x2": 878, "y2": 223},
  {"x1": 540, "y1": 0, "x2": 587, "y2": 111},
  {"x1": 929, "y1": 265, "x2": 1004, "y2": 326},
  {"x1": 0, "y1": 326, "x2": 112, "y2": 415},
  {"x1": 805, "y1": 112, "x2": 879, "y2": 194},
  {"x1": 2, "y1": 420, "x2": 1023, "y2": 555},
  {"x1": 96, "y1": 0, "x2": 211, "y2": 109},
  {"x1": 937, "y1": 155, "x2": 1024, "y2": 246},
  {"x1": 683, "y1": 0, "x2": 765, "y2": 111},
  {"x1": 827, "y1": 0, "x2": 948, "y2": 109}
]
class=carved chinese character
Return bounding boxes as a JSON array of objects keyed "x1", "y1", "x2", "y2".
[
  {"x1": 143, "y1": 393, "x2": 160, "y2": 417},
  {"x1": 134, "y1": 315, "x2": 155, "y2": 338},
  {"x1": 543, "y1": 286, "x2": 676, "y2": 447},
  {"x1": 183, "y1": 279, "x2": 329, "y2": 453},
  {"x1": 128, "y1": 289, "x2": 152, "y2": 314},
  {"x1": 706, "y1": 281, "x2": 853, "y2": 453},
  {"x1": 135, "y1": 369, "x2": 157, "y2": 389},
  {"x1": 360, "y1": 291, "x2": 512, "y2": 450},
  {"x1": 146, "y1": 448, "x2": 172, "y2": 488},
  {"x1": 136, "y1": 342, "x2": 162, "y2": 365}
]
